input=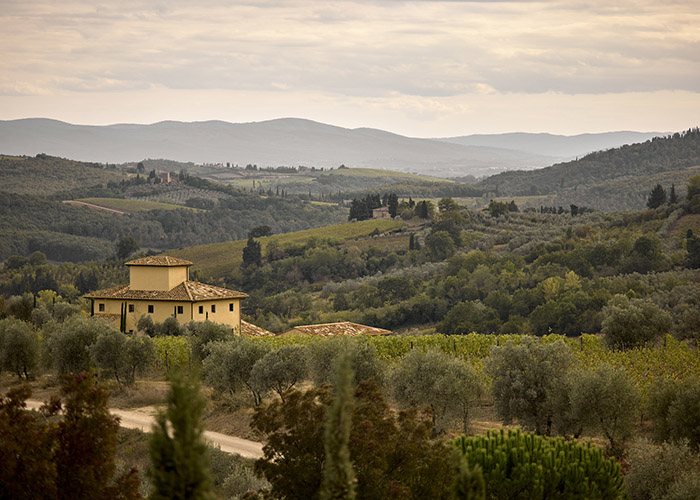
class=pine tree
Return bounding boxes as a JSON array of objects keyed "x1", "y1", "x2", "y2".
[
  {"x1": 242, "y1": 237, "x2": 262, "y2": 267},
  {"x1": 148, "y1": 372, "x2": 215, "y2": 500},
  {"x1": 669, "y1": 184, "x2": 679, "y2": 204},
  {"x1": 320, "y1": 355, "x2": 356, "y2": 500},
  {"x1": 647, "y1": 184, "x2": 667, "y2": 209}
]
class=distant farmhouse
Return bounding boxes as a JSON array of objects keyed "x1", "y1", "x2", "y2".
[
  {"x1": 281, "y1": 321, "x2": 391, "y2": 337},
  {"x1": 85, "y1": 256, "x2": 247, "y2": 333},
  {"x1": 372, "y1": 206, "x2": 391, "y2": 219}
]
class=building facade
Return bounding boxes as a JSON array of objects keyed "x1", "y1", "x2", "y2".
[{"x1": 85, "y1": 256, "x2": 247, "y2": 333}]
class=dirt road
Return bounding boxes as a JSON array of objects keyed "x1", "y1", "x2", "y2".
[{"x1": 25, "y1": 399, "x2": 264, "y2": 459}]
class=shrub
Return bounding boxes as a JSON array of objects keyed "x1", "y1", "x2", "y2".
[
  {"x1": 251, "y1": 345, "x2": 307, "y2": 402},
  {"x1": 625, "y1": 438, "x2": 700, "y2": 500},
  {"x1": 648, "y1": 378, "x2": 700, "y2": 450},
  {"x1": 602, "y1": 295, "x2": 672, "y2": 348},
  {"x1": 0, "y1": 317, "x2": 40, "y2": 379},
  {"x1": 453, "y1": 428, "x2": 626, "y2": 500}
]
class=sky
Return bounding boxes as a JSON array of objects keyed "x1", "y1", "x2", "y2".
[{"x1": 1, "y1": 0, "x2": 699, "y2": 137}]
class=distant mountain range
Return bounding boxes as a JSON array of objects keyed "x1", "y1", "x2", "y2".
[{"x1": 0, "y1": 118, "x2": 666, "y2": 179}]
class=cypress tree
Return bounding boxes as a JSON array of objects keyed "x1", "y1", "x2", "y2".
[
  {"x1": 669, "y1": 184, "x2": 679, "y2": 204},
  {"x1": 320, "y1": 354, "x2": 356, "y2": 500},
  {"x1": 148, "y1": 371, "x2": 214, "y2": 500}
]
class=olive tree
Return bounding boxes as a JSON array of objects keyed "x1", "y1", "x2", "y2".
[
  {"x1": 251, "y1": 344, "x2": 307, "y2": 402},
  {"x1": 0, "y1": 317, "x2": 40, "y2": 379},
  {"x1": 486, "y1": 338, "x2": 574, "y2": 435},
  {"x1": 391, "y1": 348, "x2": 482, "y2": 434},
  {"x1": 306, "y1": 338, "x2": 384, "y2": 387},
  {"x1": 602, "y1": 295, "x2": 672, "y2": 348},
  {"x1": 48, "y1": 315, "x2": 104, "y2": 375}
]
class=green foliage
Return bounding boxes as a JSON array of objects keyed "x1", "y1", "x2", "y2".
[
  {"x1": 153, "y1": 336, "x2": 191, "y2": 372},
  {"x1": 320, "y1": 355, "x2": 356, "y2": 500},
  {"x1": 242, "y1": 237, "x2": 263, "y2": 268},
  {"x1": 48, "y1": 315, "x2": 106, "y2": 375},
  {"x1": 453, "y1": 460, "x2": 486, "y2": 500},
  {"x1": 625, "y1": 438, "x2": 700, "y2": 500},
  {"x1": 647, "y1": 184, "x2": 667, "y2": 209},
  {"x1": 453, "y1": 428, "x2": 626, "y2": 500},
  {"x1": 426, "y1": 230, "x2": 456, "y2": 260},
  {"x1": 568, "y1": 365, "x2": 639, "y2": 456},
  {"x1": 486, "y1": 338, "x2": 574, "y2": 435},
  {"x1": 202, "y1": 338, "x2": 270, "y2": 405},
  {"x1": 391, "y1": 348, "x2": 482, "y2": 434},
  {"x1": 116, "y1": 236, "x2": 140, "y2": 259},
  {"x1": 0, "y1": 374, "x2": 140, "y2": 500},
  {"x1": 306, "y1": 337, "x2": 384, "y2": 387},
  {"x1": 648, "y1": 377, "x2": 700, "y2": 450},
  {"x1": 55, "y1": 372, "x2": 141, "y2": 499},
  {"x1": 6, "y1": 293, "x2": 34, "y2": 322},
  {"x1": 91, "y1": 328, "x2": 129, "y2": 387},
  {"x1": 253, "y1": 379, "x2": 463, "y2": 500},
  {"x1": 186, "y1": 320, "x2": 233, "y2": 362},
  {"x1": 602, "y1": 295, "x2": 672, "y2": 348},
  {"x1": 148, "y1": 372, "x2": 215, "y2": 500},
  {"x1": 0, "y1": 317, "x2": 40, "y2": 379},
  {"x1": 251, "y1": 344, "x2": 307, "y2": 402}
]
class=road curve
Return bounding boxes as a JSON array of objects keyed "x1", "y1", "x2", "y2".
[{"x1": 25, "y1": 399, "x2": 264, "y2": 459}]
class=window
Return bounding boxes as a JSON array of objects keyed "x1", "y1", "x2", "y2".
[
  {"x1": 198, "y1": 305, "x2": 204, "y2": 314},
  {"x1": 148, "y1": 305, "x2": 154, "y2": 314},
  {"x1": 177, "y1": 305, "x2": 183, "y2": 315},
  {"x1": 98, "y1": 303, "x2": 105, "y2": 312},
  {"x1": 128, "y1": 304, "x2": 134, "y2": 313},
  {"x1": 229, "y1": 303, "x2": 234, "y2": 312},
  {"x1": 211, "y1": 304, "x2": 216, "y2": 313}
]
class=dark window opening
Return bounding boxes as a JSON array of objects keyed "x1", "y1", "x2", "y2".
[
  {"x1": 211, "y1": 304, "x2": 216, "y2": 313},
  {"x1": 198, "y1": 305, "x2": 204, "y2": 314},
  {"x1": 229, "y1": 303, "x2": 234, "y2": 312},
  {"x1": 98, "y1": 303, "x2": 105, "y2": 312},
  {"x1": 177, "y1": 306, "x2": 183, "y2": 314},
  {"x1": 128, "y1": 304, "x2": 134, "y2": 313},
  {"x1": 148, "y1": 305, "x2": 154, "y2": 314}
]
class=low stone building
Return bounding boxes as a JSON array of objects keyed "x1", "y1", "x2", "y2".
[{"x1": 281, "y1": 321, "x2": 391, "y2": 337}]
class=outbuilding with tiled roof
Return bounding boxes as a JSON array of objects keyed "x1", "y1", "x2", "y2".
[
  {"x1": 85, "y1": 255, "x2": 247, "y2": 333},
  {"x1": 280, "y1": 321, "x2": 391, "y2": 337}
]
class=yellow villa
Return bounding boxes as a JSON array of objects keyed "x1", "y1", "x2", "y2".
[{"x1": 85, "y1": 256, "x2": 247, "y2": 333}]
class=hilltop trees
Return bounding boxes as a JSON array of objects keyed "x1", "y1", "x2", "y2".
[{"x1": 647, "y1": 184, "x2": 667, "y2": 209}]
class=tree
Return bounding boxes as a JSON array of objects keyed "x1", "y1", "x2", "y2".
[
  {"x1": 91, "y1": 329, "x2": 129, "y2": 388},
  {"x1": 391, "y1": 348, "x2": 482, "y2": 434},
  {"x1": 568, "y1": 365, "x2": 639, "y2": 456},
  {"x1": 124, "y1": 335, "x2": 156, "y2": 384},
  {"x1": 686, "y1": 233, "x2": 700, "y2": 268},
  {"x1": 647, "y1": 184, "x2": 667, "y2": 209},
  {"x1": 306, "y1": 338, "x2": 384, "y2": 388},
  {"x1": 148, "y1": 371, "x2": 215, "y2": 500},
  {"x1": 49, "y1": 315, "x2": 105, "y2": 375},
  {"x1": 251, "y1": 344, "x2": 307, "y2": 402},
  {"x1": 425, "y1": 230, "x2": 456, "y2": 260},
  {"x1": 0, "y1": 317, "x2": 40, "y2": 379},
  {"x1": 242, "y1": 237, "x2": 262, "y2": 268},
  {"x1": 202, "y1": 339, "x2": 270, "y2": 405},
  {"x1": 648, "y1": 377, "x2": 700, "y2": 450},
  {"x1": 415, "y1": 200, "x2": 434, "y2": 219},
  {"x1": 187, "y1": 320, "x2": 232, "y2": 362},
  {"x1": 253, "y1": 379, "x2": 463, "y2": 500},
  {"x1": 687, "y1": 174, "x2": 700, "y2": 200},
  {"x1": 6, "y1": 293, "x2": 34, "y2": 322},
  {"x1": 602, "y1": 295, "x2": 672, "y2": 348},
  {"x1": 54, "y1": 373, "x2": 141, "y2": 500},
  {"x1": 248, "y1": 225, "x2": 273, "y2": 238},
  {"x1": 320, "y1": 355, "x2": 356, "y2": 500},
  {"x1": 387, "y1": 193, "x2": 398, "y2": 218},
  {"x1": 116, "y1": 236, "x2": 140, "y2": 260},
  {"x1": 137, "y1": 314, "x2": 156, "y2": 336},
  {"x1": 487, "y1": 200, "x2": 509, "y2": 217},
  {"x1": 669, "y1": 184, "x2": 679, "y2": 204},
  {"x1": 438, "y1": 197, "x2": 460, "y2": 212},
  {"x1": 486, "y1": 338, "x2": 574, "y2": 435}
]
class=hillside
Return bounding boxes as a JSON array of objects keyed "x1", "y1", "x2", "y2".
[
  {"x1": 478, "y1": 129, "x2": 700, "y2": 210},
  {"x1": 0, "y1": 154, "x2": 124, "y2": 195},
  {"x1": 0, "y1": 118, "x2": 560, "y2": 178},
  {"x1": 438, "y1": 131, "x2": 666, "y2": 158}
]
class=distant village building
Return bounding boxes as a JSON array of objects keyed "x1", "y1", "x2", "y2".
[
  {"x1": 85, "y1": 256, "x2": 247, "y2": 333},
  {"x1": 372, "y1": 206, "x2": 391, "y2": 219},
  {"x1": 159, "y1": 171, "x2": 171, "y2": 183},
  {"x1": 281, "y1": 321, "x2": 392, "y2": 337}
]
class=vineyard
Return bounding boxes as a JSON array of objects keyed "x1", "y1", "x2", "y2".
[
  {"x1": 153, "y1": 332, "x2": 700, "y2": 396},
  {"x1": 127, "y1": 186, "x2": 230, "y2": 206},
  {"x1": 77, "y1": 197, "x2": 197, "y2": 212}
]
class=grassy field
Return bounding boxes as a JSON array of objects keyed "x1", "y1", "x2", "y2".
[
  {"x1": 671, "y1": 214, "x2": 700, "y2": 238},
  {"x1": 320, "y1": 167, "x2": 453, "y2": 183},
  {"x1": 170, "y1": 218, "x2": 405, "y2": 276},
  {"x1": 78, "y1": 198, "x2": 199, "y2": 212}
]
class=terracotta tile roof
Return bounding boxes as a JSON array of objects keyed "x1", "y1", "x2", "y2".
[
  {"x1": 241, "y1": 320, "x2": 275, "y2": 337},
  {"x1": 85, "y1": 280, "x2": 247, "y2": 301},
  {"x1": 126, "y1": 256, "x2": 193, "y2": 267},
  {"x1": 281, "y1": 321, "x2": 391, "y2": 337}
]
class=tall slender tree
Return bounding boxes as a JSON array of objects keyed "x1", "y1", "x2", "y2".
[
  {"x1": 320, "y1": 355, "x2": 356, "y2": 500},
  {"x1": 148, "y1": 372, "x2": 214, "y2": 500}
]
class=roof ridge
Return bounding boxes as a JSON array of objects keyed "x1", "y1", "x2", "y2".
[{"x1": 182, "y1": 281, "x2": 194, "y2": 301}]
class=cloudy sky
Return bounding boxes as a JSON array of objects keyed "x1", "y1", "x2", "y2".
[{"x1": 1, "y1": 0, "x2": 699, "y2": 136}]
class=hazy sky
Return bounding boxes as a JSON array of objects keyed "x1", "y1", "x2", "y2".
[{"x1": 1, "y1": 0, "x2": 699, "y2": 136}]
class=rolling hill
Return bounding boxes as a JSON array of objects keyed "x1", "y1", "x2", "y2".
[
  {"x1": 478, "y1": 129, "x2": 700, "y2": 210},
  {"x1": 0, "y1": 118, "x2": 562, "y2": 178}
]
